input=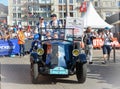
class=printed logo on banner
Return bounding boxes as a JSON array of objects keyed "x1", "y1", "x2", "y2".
[
  {"x1": 0, "y1": 39, "x2": 19, "y2": 56},
  {"x1": 65, "y1": 17, "x2": 84, "y2": 37}
]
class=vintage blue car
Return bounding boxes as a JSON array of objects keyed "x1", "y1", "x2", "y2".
[{"x1": 30, "y1": 28, "x2": 87, "y2": 84}]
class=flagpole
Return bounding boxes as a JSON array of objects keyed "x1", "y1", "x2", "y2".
[{"x1": 66, "y1": 0, "x2": 69, "y2": 17}]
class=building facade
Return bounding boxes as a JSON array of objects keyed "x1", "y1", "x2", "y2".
[
  {"x1": 8, "y1": 0, "x2": 120, "y2": 26},
  {"x1": 92, "y1": 0, "x2": 120, "y2": 20},
  {"x1": 8, "y1": 0, "x2": 82, "y2": 26}
]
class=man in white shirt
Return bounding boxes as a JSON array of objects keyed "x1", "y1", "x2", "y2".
[
  {"x1": 35, "y1": 17, "x2": 47, "y2": 34},
  {"x1": 48, "y1": 14, "x2": 63, "y2": 38},
  {"x1": 49, "y1": 14, "x2": 62, "y2": 28}
]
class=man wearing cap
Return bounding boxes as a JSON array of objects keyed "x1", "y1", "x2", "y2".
[
  {"x1": 101, "y1": 27, "x2": 113, "y2": 64},
  {"x1": 49, "y1": 14, "x2": 62, "y2": 28},
  {"x1": 48, "y1": 14, "x2": 63, "y2": 38},
  {"x1": 35, "y1": 17, "x2": 47, "y2": 34}
]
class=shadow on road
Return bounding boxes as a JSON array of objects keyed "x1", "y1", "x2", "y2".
[
  {"x1": 87, "y1": 63, "x2": 120, "y2": 88},
  {"x1": 1, "y1": 64, "x2": 80, "y2": 85},
  {"x1": 1, "y1": 62, "x2": 120, "y2": 87},
  {"x1": 1, "y1": 64, "x2": 31, "y2": 84}
]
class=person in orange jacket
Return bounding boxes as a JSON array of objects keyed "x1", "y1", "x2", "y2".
[{"x1": 17, "y1": 28, "x2": 25, "y2": 57}]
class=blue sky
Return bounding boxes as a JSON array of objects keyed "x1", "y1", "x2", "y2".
[{"x1": 0, "y1": 0, "x2": 8, "y2": 6}]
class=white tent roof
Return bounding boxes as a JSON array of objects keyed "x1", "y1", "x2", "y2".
[{"x1": 83, "y1": 2, "x2": 113, "y2": 29}]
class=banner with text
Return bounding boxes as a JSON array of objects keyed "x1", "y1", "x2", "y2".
[
  {"x1": 65, "y1": 17, "x2": 84, "y2": 37},
  {"x1": 0, "y1": 39, "x2": 19, "y2": 56}
]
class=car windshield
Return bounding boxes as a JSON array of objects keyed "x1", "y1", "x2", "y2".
[{"x1": 39, "y1": 28, "x2": 82, "y2": 41}]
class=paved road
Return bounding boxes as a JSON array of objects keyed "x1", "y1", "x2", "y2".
[{"x1": 0, "y1": 49, "x2": 120, "y2": 89}]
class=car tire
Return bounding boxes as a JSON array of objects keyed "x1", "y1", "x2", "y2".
[
  {"x1": 31, "y1": 63, "x2": 39, "y2": 84},
  {"x1": 76, "y1": 62, "x2": 87, "y2": 83}
]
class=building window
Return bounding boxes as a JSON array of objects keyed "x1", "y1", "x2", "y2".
[
  {"x1": 33, "y1": 6, "x2": 39, "y2": 11},
  {"x1": 13, "y1": 6, "x2": 16, "y2": 11},
  {"x1": 117, "y1": 1, "x2": 120, "y2": 7},
  {"x1": 70, "y1": 12, "x2": 73, "y2": 17},
  {"x1": 17, "y1": 0, "x2": 21, "y2": 4},
  {"x1": 94, "y1": 1, "x2": 98, "y2": 7},
  {"x1": 63, "y1": 0, "x2": 66, "y2": 4},
  {"x1": 64, "y1": 5, "x2": 66, "y2": 11},
  {"x1": 59, "y1": 0, "x2": 62, "y2": 3},
  {"x1": 28, "y1": 6, "x2": 32, "y2": 11},
  {"x1": 69, "y1": 0, "x2": 73, "y2": 3},
  {"x1": 64, "y1": 12, "x2": 67, "y2": 17},
  {"x1": 17, "y1": 7, "x2": 21, "y2": 11},
  {"x1": 13, "y1": 0, "x2": 17, "y2": 4},
  {"x1": 18, "y1": 13, "x2": 21, "y2": 18},
  {"x1": 103, "y1": 1, "x2": 112, "y2": 7},
  {"x1": 29, "y1": 21, "x2": 32, "y2": 25},
  {"x1": 59, "y1": 5, "x2": 62, "y2": 11},
  {"x1": 106, "y1": 12, "x2": 112, "y2": 17},
  {"x1": 76, "y1": 0, "x2": 79, "y2": 3},
  {"x1": 40, "y1": 6, "x2": 48, "y2": 11},
  {"x1": 34, "y1": 0, "x2": 39, "y2": 3},
  {"x1": 69, "y1": 5, "x2": 73, "y2": 11},
  {"x1": 13, "y1": 13, "x2": 16, "y2": 18},
  {"x1": 46, "y1": 0, "x2": 51, "y2": 3},
  {"x1": 59, "y1": 12, "x2": 62, "y2": 18},
  {"x1": 28, "y1": 0, "x2": 32, "y2": 2},
  {"x1": 39, "y1": 0, "x2": 46, "y2": 3}
]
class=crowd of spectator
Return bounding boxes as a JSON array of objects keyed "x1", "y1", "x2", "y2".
[{"x1": 0, "y1": 25, "x2": 34, "y2": 40}]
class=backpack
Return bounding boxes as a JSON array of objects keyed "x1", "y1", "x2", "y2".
[{"x1": 83, "y1": 34, "x2": 92, "y2": 45}]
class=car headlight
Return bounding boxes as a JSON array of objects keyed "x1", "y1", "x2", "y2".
[
  {"x1": 72, "y1": 49, "x2": 80, "y2": 56},
  {"x1": 37, "y1": 48, "x2": 44, "y2": 55}
]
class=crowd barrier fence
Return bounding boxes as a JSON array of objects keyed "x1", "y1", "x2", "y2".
[{"x1": 0, "y1": 38, "x2": 120, "y2": 56}]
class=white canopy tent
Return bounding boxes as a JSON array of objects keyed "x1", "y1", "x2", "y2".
[{"x1": 82, "y1": 2, "x2": 113, "y2": 29}]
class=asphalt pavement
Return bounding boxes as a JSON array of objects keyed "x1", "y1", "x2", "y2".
[{"x1": 0, "y1": 49, "x2": 120, "y2": 89}]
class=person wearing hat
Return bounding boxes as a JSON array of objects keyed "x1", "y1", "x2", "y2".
[
  {"x1": 101, "y1": 27, "x2": 113, "y2": 64},
  {"x1": 35, "y1": 16, "x2": 47, "y2": 35},
  {"x1": 48, "y1": 14, "x2": 62, "y2": 38},
  {"x1": 49, "y1": 14, "x2": 62, "y2": 28}
]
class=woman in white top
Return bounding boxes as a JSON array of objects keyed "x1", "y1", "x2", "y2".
[{"x1": 101, "y1": 27, "x2": 113, "y2": 64}]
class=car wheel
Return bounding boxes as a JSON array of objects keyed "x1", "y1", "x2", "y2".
[
  {"x1": 31, "y1": 63, "x2": 39, "y2": 84},
  {"x1": 76, "y1": 62, "x2": 87, "y2": 83}
]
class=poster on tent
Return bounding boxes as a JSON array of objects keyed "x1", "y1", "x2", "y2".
[{"x1": 65, "y1": 17, "x2": 84, "y2": 37}]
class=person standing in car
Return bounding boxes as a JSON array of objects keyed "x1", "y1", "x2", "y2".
[
  {"x1": 35, "y1": 17, "x2": 47, "y2": 38},
  {"x1": 48, "y1": 14, "x2": 63, "y2": 37},
  {"x1": 49, "y1": 14, "x2": 62, "y2": 28}
]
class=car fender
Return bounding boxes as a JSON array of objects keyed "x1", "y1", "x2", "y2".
[
  {"x1": 30, "y1": 52, "x2": 39, "y2": 62},
  {"x1": 78, "y1": 53, "x2": 87, "y2": 63}
]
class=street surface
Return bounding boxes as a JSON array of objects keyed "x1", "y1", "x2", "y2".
[{"x1": 0, "y1": 49, "x2": 120, "y2": 89}]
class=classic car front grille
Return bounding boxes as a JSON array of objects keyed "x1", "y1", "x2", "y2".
[{"x1": 51, "y1": 44, "x2": 58, "y2": 67}]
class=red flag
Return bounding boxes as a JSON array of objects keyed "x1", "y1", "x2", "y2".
[
  {"x1": 80, "y1": 1, "x2": 87, "y2": 12},
  {"x1": 28, "y1": 25, "x2": 31, "y2": 31}
]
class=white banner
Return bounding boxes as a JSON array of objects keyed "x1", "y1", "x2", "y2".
[{"x1": 65, "y1": 17, "x2": 84, "y2": 37}]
